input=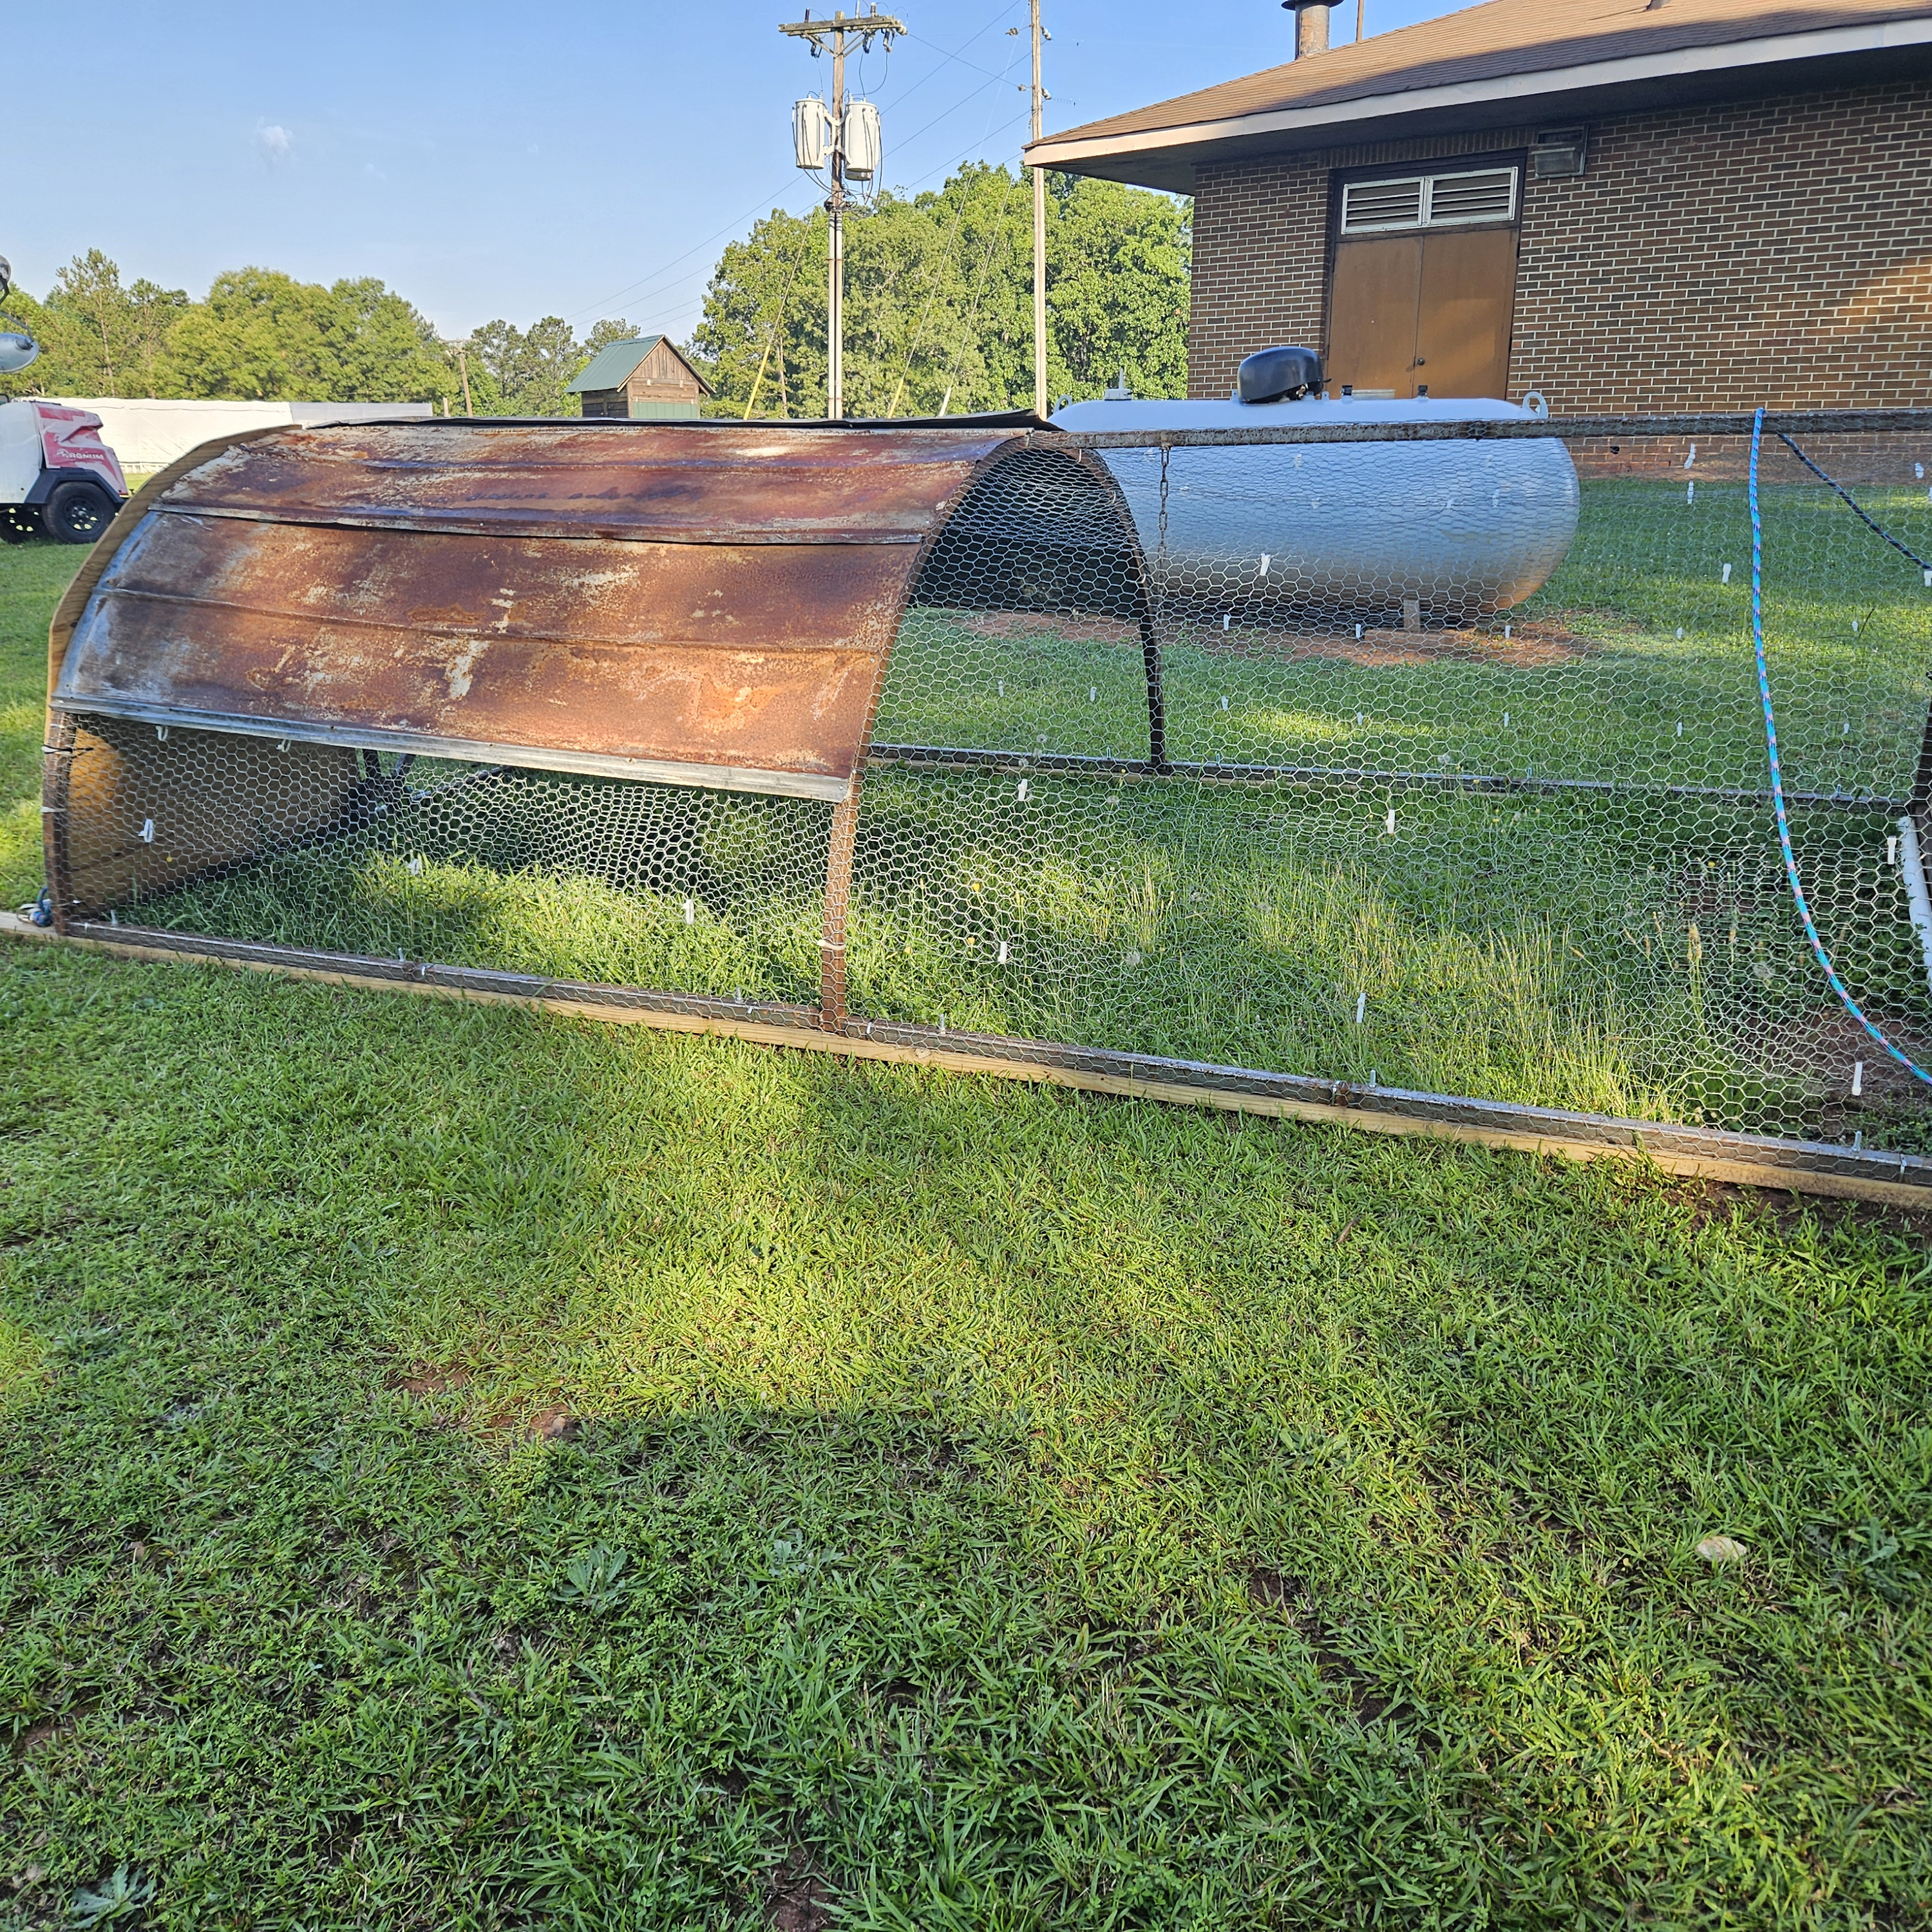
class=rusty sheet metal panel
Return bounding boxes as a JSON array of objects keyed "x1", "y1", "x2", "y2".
[
  {"x1": 51, "y1": 421, "x2": 1028, "y2": 799},
  {"x1": 155, "y1": 421, "x2": 1022, "y2": 544}
]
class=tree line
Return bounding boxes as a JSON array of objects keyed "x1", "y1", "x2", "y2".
[
  {"x1": 0, "y1": 169, "x2": 1188, "y2": 417},
  {"x1": 0, "y1": 251, "x2": 639, "y2": 415},
  {"x1": 692, "y1": 166, "x2": 1189, "y2": 415}
]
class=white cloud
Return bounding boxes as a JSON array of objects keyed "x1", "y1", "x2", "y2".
[{"x1": 255, "y1": 122, "x2": 294, "y2": 162}]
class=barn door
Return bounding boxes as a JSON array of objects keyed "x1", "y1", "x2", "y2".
[{"x1": 1326, "y1": 164, "x2": 1520, "y2": 400}]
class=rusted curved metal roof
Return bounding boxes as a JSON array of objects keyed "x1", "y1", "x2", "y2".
[{"x1": 50, "y1": 420, "x2": 1066, "y2": 803}]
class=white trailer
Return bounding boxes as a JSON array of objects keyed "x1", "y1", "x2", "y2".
[{"x1": 0, "y1": 399, "x2": 128, "y2": 544}]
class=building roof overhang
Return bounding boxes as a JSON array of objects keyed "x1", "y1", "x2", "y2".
[{"x1": 1027, "y1": 2, "x2": 1932, "y2": 194}]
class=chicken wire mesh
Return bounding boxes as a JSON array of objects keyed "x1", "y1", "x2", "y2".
[{"x1": 44, "y1": 416, "x2": 1932, "y2": 1155}]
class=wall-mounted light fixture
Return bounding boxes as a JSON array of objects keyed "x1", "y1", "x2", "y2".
[{"x1": 1530, "y1": 127, "x2": 1588, "y2": 178}]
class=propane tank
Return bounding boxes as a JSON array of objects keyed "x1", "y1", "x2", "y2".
[{"x1": 1052, "y1": 365, "x2": 1578, "y2": 624}]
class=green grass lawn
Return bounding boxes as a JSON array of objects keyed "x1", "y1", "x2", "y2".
[{"x1": 6, "y1": 531, "x2": 1932, "y2": 1929}]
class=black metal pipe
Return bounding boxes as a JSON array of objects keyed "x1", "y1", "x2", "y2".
[{"x1": 1139, "y1": 612, "x2": 1169, "y2": 775}]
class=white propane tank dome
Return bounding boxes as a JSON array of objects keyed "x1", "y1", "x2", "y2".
[
  {"x1": 842, "y1": 99, "x2": 882, "y2": 180},
  {"x1": 793, "y1": 97, "x2": 835, "y2": 171},
  {"x1": 1050, "y1": 390, "x2": 1580, "y2": 622}
]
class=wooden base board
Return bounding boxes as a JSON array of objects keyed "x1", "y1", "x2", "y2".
[{"x1": 5, "y1": 911, "x2": 1929, "y2": 1209}]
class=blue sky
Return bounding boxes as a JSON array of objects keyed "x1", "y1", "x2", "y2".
[{"x1": 10, "y1": 0, "x2": 1460, "y2": 341}]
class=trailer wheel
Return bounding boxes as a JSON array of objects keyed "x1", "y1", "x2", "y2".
[
  {"x1": 42, "y1": 478, "x2": 115, "y2": 544},
  {"x1": 0, "y1": 506, "x2": 35, "y2": 543}
]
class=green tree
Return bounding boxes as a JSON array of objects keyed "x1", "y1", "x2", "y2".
[
  {"x1": 690, "y1": 206, "x2": 828, "y2": 417},
  {"x1": 460, "y1": 316, "x2": 638, "y2": 415},
  {"x1": 1046, "y1": 175, "x2": 1191, "y2": 402},
  {"x1": 0, "y1": 251, "x2": 189, "y2": 399},
  {"x1": 326, "y1": 277, "x2": 461, "y2": 402},
  {"x1": 0, "y1": 285, "x2": 55, "y2": 401},
  {"x1": 688, "y1": 166, "x2": 1189, "y2": 418},
  {"x1": 163, "y1": 268, "x2": 453, "y2": 402}
]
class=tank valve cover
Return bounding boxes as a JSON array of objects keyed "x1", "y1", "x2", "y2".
[{"x1": 1238, "y1": 345, "x2": 1323, "y2": 404}]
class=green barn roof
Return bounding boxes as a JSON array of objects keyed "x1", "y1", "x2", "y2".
[{"x1": 565, "y1": 335, "x2": 711, "y2": 395}]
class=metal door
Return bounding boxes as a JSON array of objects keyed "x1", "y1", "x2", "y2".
[
  {"x1": 1413, "y1": 227, "x2": 1519, "y2": 399},
  {"x1": 1327, "y1": 235, "x2": 1422, "y2": 396},
  {"x1": 1329, "y1": 225, "x2": 1518, "y2": 399}
]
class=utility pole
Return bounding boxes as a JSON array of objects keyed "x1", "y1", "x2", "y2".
[
  {"x1": 442, "y1": 339, "x2": 475, "y2": 416},
  {"x1": 781, "y1": 6, "x2": 904, "y2": 420},
  {"x1": 1030, "y1": 0, "x2": 1048, "y2": 419}
]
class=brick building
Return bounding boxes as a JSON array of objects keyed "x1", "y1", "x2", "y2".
[{"x1": 1029, "y1": 0, "x2": 1932, "y2": 412}]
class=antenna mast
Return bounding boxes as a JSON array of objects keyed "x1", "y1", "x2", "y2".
[{"x1": 781, "y1": 6, "x2": 905, "y2": 421}]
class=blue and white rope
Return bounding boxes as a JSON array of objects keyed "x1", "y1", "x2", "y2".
[{"x1": 1748, "y1": 404, "x2": 1932, "y2": 1088}]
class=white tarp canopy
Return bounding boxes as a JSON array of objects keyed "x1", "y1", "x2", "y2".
[{"x1": 44, "y1": 398, "x2": 435, "y2": 471}]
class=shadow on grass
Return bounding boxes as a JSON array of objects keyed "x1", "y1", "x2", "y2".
[{"x1": 2, "y1": 940, "x2": 1930, "y2": 1926}]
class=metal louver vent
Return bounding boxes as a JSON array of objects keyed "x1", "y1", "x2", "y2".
[
  {"x1": 1340, "y1": 166, "x2": 1519, "y2": 234},
  {"x1": 1340, "y1": 177, "x2": 1424, "y2": 232},
  {"x1": 1426, "y1": 169, "x2": 1518, "y2": 224}
]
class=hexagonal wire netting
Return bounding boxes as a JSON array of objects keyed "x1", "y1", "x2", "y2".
[{"x1": 46, "y1": 417, "x2": 1932, "y2": 1154}]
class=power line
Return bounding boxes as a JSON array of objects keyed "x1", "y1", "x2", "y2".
[
  {"x1": 565, "y1": 12, "x2": 1019, "y2": 327},
  {"x1": 642, "y1": 108, "x2": 1035, "y2": 340},
  {"x1": 564, "y1": 178, "x2": 815, "y2": 323},
  {"x1": 898, "y1": 26, "x2": 1025, "y2": 88},
  {"x1": 868, "y1": 2, "x2": 1023, "y2": 114}
]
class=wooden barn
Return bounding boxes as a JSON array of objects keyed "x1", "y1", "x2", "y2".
[{"x1": 567, "y1": 337, "x2": 712, "y2": 419}]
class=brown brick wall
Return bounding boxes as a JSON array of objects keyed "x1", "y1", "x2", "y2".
[{"x1": 1186, "y1": 79, "x2": 1932, "y2": 412}]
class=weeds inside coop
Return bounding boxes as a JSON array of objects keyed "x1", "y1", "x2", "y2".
[{"x1": 45, "y1": 418, "x2": 1932, "y2": 1159}]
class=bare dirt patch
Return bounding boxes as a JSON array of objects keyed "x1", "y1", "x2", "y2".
[
  {"x1": 957, "y1": 608, "x2": 1603, "y2": 668},
  {"x1": 764, "y1": 1855, "x2": 835, "y2": 1932},
  {"x1": 390, "y1": 1363, "x2": 471, "y2": 1399},
  {"x1": 1749, "y1": 1007, "x2": 1932, "y2": 1104},
  {"x1": 1207, "y1": 618, "x2": 1598, "y2": 670}
]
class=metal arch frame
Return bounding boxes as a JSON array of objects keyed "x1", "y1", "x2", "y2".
[
  {"x1": 826, "y1": 439, "x2": 1165, "y2": 1027},
  {"x1": 41, "y1": 421, "x2": 1165, "y2": 1037}
]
